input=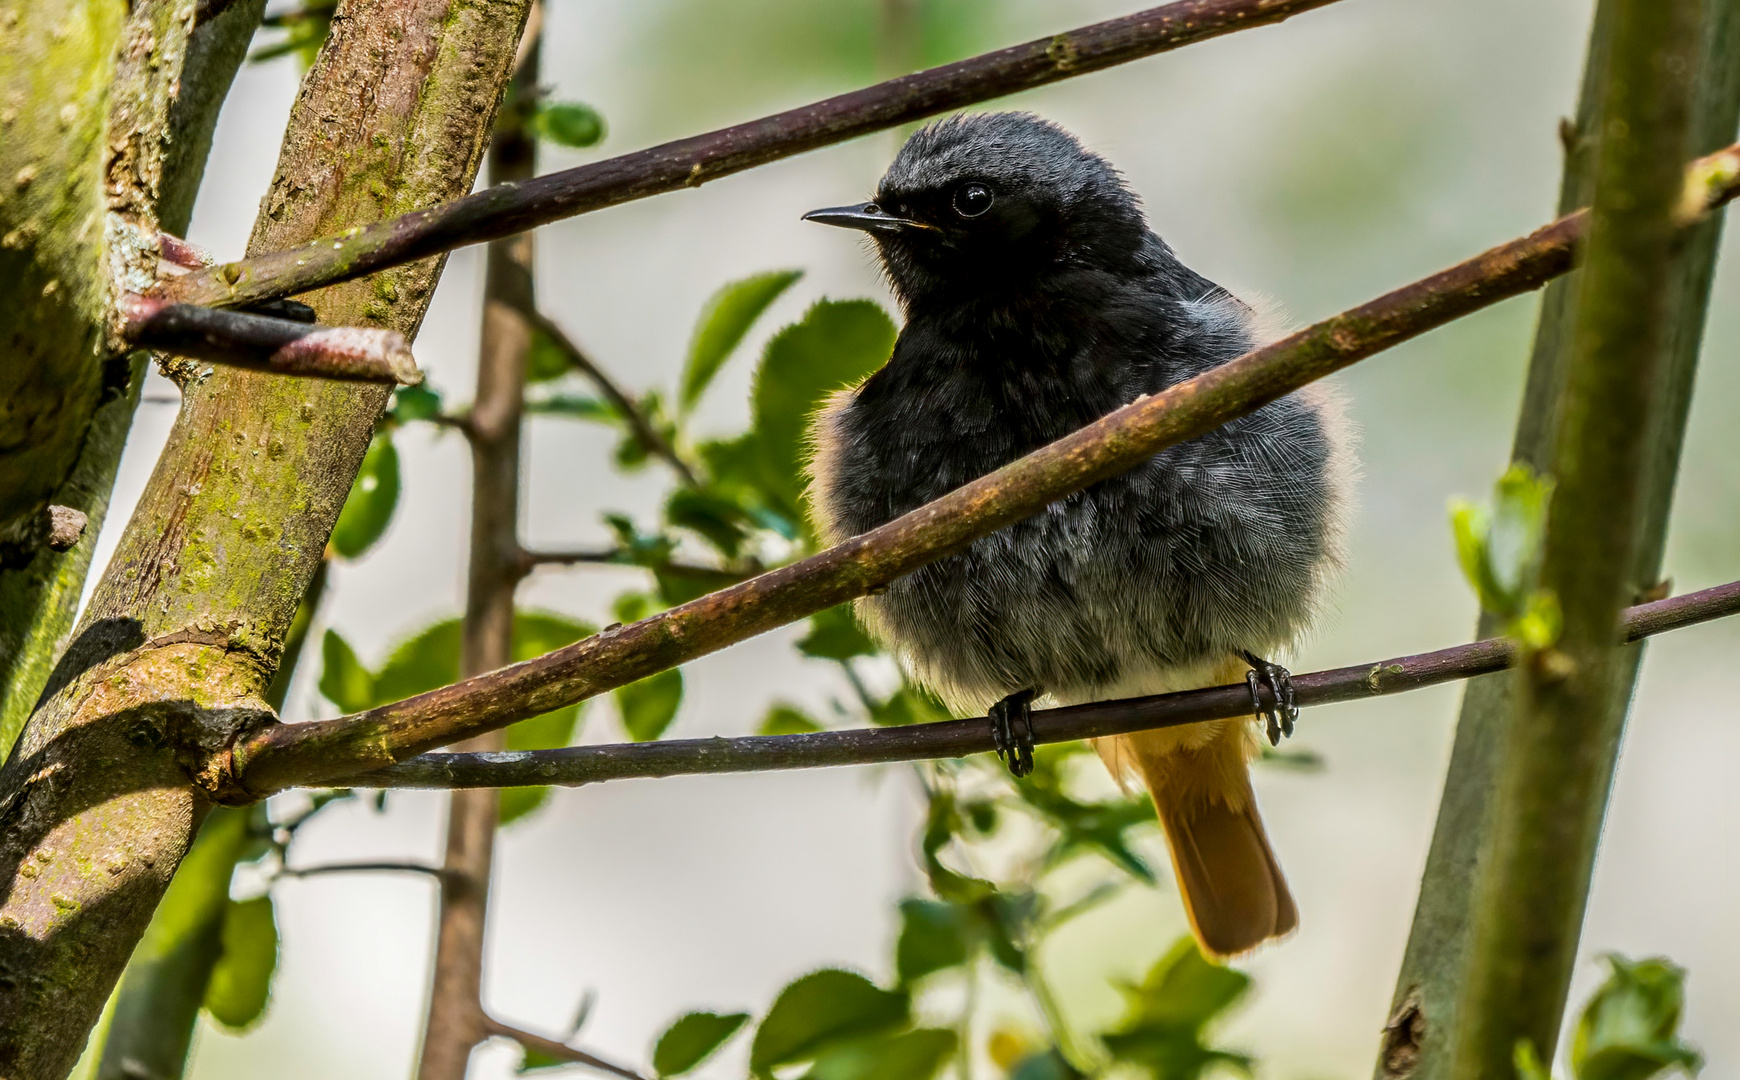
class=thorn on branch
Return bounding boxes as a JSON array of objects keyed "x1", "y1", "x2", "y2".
[
  {"x1": 120, "y1": 295, "x2": 423, "y2": 385},
  {"x1": 481, "y1": 1016, "x2": 650, "y2": 1080}
]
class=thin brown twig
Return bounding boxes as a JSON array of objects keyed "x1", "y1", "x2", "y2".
[
  {"x1": 518, "y1": 547, "x2": 748, "y2": 581},
  {"x1": 159, "y1": 0, "x2": 1348, "y2": 310},
  {"x1": 120, "y1": 296, "x2": 422, "y2": 384},
  {"x1": 280, "y1": 861, "x2": 447, "y2": 880},
  {"x1": 481, "y1": 1016, "x2": 650, "y2": 1080},
  {"x1": 526, "y1": 311, "x2": 702, "y2": 487},
  {"x1": 225, "y1": 144, "x2": 1740, "y2": 798},
  {"x1": 353, "y1": 580, "x2": 1740, "y2": 790}
]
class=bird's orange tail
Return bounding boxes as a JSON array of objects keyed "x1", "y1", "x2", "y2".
[{"x1": 1097, "y1": 721, "x2": 1296, "y2": 960}]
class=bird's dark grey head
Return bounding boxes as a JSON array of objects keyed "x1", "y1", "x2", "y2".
[{"x1": 804, "y1": 112, "x2": 1150, "y2": 311}]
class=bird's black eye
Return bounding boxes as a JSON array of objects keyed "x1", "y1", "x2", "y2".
[{"x1": 952, "y1": 182, "x2": 993, "y2": 219}]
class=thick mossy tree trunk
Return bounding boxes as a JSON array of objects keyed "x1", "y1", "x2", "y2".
[{"x1": 0, "y1": 0, "x2": 530, "y2": 1075}]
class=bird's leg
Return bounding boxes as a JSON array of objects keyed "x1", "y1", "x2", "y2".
[
  {"x1": 989, "y1": 688, "x2": 1037, "y2": 779},
  {"x1": 1240, "y1": 650, "x2": 1298, "y2": 746}
]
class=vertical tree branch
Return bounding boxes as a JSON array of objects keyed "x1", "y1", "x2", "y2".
[
  {"x1": 94, "y1": 555, "x2": 326, "y2": 1080},
  {"x1": 0, "y1": 1, "x2": 531, "y2": 1072},
  {"x1": 1377, "y1": 3, "x2": 1740, "y2": 1076},
  {"x1": 1450, "y1": 2, "x2": 1706, "y2": 1077},
  {"x1": 416, "y1": 33, "x2": 541, "y2": 1080}
]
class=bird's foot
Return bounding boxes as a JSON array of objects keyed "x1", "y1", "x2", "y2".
[
  {"x1": 989, "y1": 689, "x2": 1037, "y2": 779},
  {"x1": 1240, "y1": 650, "x2": 1297, "y2": 746}
]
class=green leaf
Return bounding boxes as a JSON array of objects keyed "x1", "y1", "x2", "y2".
[
  {"x1": 653, "y1": 1011, "x2": 752, "y2": 1076},
  {"x1": 804, "y1": 1029, "x2": 957, "y2": 1080},
  {"x1": 330, "y1": 434, "x2": 401, "y2": 559},
  {"x1": 1513, "y1": 1041, "x2": 1552, "y2": 1080},
  {"x1": 749, "y1": 970, "x2": 909, "y2": 1074},
  {"x1": 979, "y1": 891, "x2": 1035, "y2": 974},
  {"x1": 203, "y1": 896, "x2": 279, "y2": 1030},
  {"x1": 797, "y1": 604, "x2": 878, "y2": 661},
  {"x1": 870, "y1": 685, "x2": 949, "y2": 728},
  {"x1": 526, "y1": 327, "x2": 580, "y2": 384},
  {"x1": 372, "y1": 618, "x2": 464, "y2": 704},
  {"x1": 1450, "y1": 464, "x2": 1554, "y2": 622},
  {"x1": 751, "y1": 299, "x2": 897, "y2": 519},
  {"x1": 617, "y1": 668, "x2": 684, "y2": 741},
  {"x1": 1570, "y1": 955, "x2": 1702, "y2": 1080},
  {"x1": 390, "y1": 383, "x2": 444, "y2": 423},
  {"x1": 895, "y1": 899, "x2": 974, "y2": 985},
  {"x1": 1009, "y1": 1051, "x2": 1085, "y2": 1080},
  {"x1": 317, "y1": 629, "x2": 375, "y2": 713},
  {"x1": 760, "y1": 705, "x2": 824, "y2": 736},
  {"x1": 666, "y1": 487, "x2": 754, "y2": 558},
  {"x1": 530, "y1": 101, "x2": 606, "y2": 149},
  {"x1": 526, "y1": 393, "x2": 618, "y2": 420},
  {"x1": 681, "y1": 270, "x2": 804, "y2": 412},
  {"x1": 500, "y1": 613, "x2": 595, "y2": 825},
  {"x1": 1100, "y1": 937, "x2": 1253, "y2": 1080}
]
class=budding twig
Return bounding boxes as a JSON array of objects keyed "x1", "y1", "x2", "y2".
[
  {"x1": 120, "y1": 296, "x2": 423, "y2": 384},
  {"x1": 159, "y1": 0, "x2": 1347, "y2": 310}
]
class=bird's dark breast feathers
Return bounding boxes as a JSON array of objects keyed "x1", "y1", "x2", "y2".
[{"x1": 820, "y1": 285, "x2": 1336, "y2": 705}]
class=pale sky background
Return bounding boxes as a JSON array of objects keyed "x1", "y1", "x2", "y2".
[{"x1": 79, "y1": 0, "x2": 1740, "y2": 1077}]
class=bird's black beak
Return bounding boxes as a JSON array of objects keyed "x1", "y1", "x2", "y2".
[{"x1": 802, "y1": 202, "x2": 931, "y2": 235}]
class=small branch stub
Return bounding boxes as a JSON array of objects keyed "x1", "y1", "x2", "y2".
[
  {"x1": 121, "y1": 296, "x2": 423, "y2": 384},
  {"x1": 45, "y1": 506, "x2": 88, "y2": 552}
]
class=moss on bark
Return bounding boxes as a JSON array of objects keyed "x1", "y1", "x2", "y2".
[{"x1": 0, "y1": 1, "x2": 532, "y2": 1075}]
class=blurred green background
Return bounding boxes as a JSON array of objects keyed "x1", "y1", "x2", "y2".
[{"x1": 85, "y1": 0, "x2": 1738, "y2": 1076}]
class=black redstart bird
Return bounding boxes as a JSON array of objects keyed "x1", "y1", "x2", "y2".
[{"x1": 802, "y1": 112, "x2": 1351, "y2": 959}]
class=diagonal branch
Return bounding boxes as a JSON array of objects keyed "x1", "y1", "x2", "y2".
[
  {"x1": 518, "y1": 547, "x2": 747, "y2": 583},
  {"x1": 481, "y1": 1017, "x2": 650, "y2": 1080},
  {"x1": 225, "y1": 143, "x2": 1740, "y2": 798},
  {"x1": 160, "y1": 0, "x2": 1348, "y2": 310},
  {"x1": 524, "y1": 311, "x2": 702, "y2": 487},
  {"x1": 355, "y1": 580, "x2": 1740, "y2": 790}
]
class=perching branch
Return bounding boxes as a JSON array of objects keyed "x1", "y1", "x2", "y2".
[
  {"x1": 159, "y1": 0, "x2": 1347, "y2": 310},
  {"x1": 355, "y1": 580, "x2": 1740, "y2": 790},
  {"x1": 221, "y1": 141, "x2": 1740, "y2": 798},
  {"x1": 524, "y1": 310, "x2": 702, "y2": 487},
  {"x1": 481, "y1": 1017, "x2": 651, "y2": 1080},
  {"x1": 120, "y1": 296, "x2": 423, "y2": 384}
]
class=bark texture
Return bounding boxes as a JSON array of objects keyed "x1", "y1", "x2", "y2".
[
  {"x1": 417, "y1": 40, "x2": 539, "y2": 1078},
  {"x1": 1377, "y1": 3, "x2": 1740, "y2": 1075},
  {"x1": 0, "y1": 0, "x2": 529, "y2": 1073}
]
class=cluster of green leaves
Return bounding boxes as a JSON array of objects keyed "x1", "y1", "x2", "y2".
[
  {"x1": 250, "y1": 0, "x2": 339, "y2": 68},
  {"x1": 1515, "y1": 955, "x2": 1703, "y2": 1080},
  {"x1": 631, "y1": 924, "x2": 1253, "y2": 1080},
  {"x1": 1451, "y1": 463, "x2": 1561, "y2": 648}
]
